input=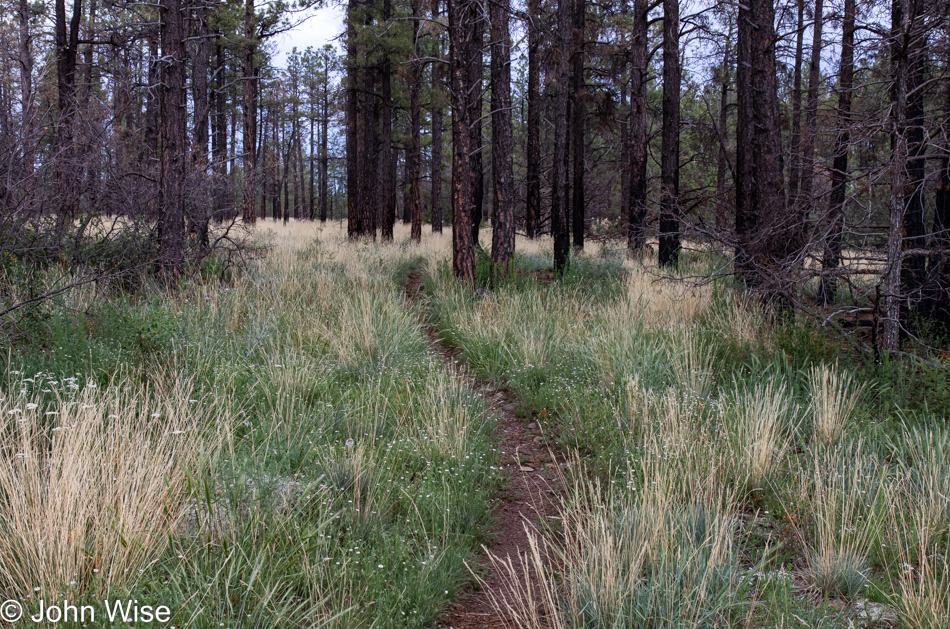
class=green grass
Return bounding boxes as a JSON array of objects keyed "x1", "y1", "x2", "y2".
[{"x1": 0, "y1": 225, "x2": 498, "y2": 628}]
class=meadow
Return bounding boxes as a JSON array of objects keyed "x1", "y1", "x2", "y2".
[{"x1": 1, "y1": 221, "x2": 948, "y2": 628}]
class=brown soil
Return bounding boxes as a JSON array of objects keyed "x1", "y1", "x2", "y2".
[{"x1": 402, "y1": 270, "x2": 564, "y2": 629}]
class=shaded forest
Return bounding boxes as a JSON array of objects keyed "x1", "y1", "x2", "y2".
[{"x1": 1, "y1": 0, "x2": 950, "y2": 356}]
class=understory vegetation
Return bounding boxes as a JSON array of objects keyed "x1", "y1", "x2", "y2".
[
  {"x1": 0, "y1": 223, "x2": 497, "y2": 628},
  {"x1": 1, "y1": 222, "x2": 948, "y2": 628}
]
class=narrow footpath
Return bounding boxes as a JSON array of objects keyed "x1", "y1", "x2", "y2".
[{"x1": 402, "y1": 270, "x2": 563, "y2": 629}]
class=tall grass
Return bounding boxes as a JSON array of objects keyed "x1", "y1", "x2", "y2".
[
  {"x1": 802, "y1": 442, "x2": 881, "y2": 599},
  {"x1": 808, "y1": 364, "x2": 865, "y2": 446},
  {"x1": 0, "y1": 379, "x2": 224, "y2": 599}
]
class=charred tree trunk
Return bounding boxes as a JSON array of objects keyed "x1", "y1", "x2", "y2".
[
  {"x1": 525, "y1": 0, "x2": 541, "y2": 238},
  {"x1": 54, "y1": 0, "x2": 82, "y2": 221},
  {"x1": 658, "y1": 0, "x2": 680, "y2": 267},
  {"x1": 191, "y1": 0, "x2": 212, "y2": 249},
  {"x1": 627, "y1": 0, "x2": 648, "y2": 253},
  {"x1": 735, "y1": 0, "x2": 787, "y2": 293},
  {"x1": 346, "y1": 0, "x2": 362, "y2": 237},
  {"x1": 552, "y1": 0, "x2": 572, "y2": 272},
  {"x1": 469, "y1": 16, "x2": 484, "y2": 247},
  {"x1": 788, "y1": 0, "x2": 804, "y2": 205},
  {"x1": 242, "y1": 0, "x2": 257, "y2": 224},
  {"x1": 158, "y1": 0, "x2": 188, "y2": 276},
  {"x1": 450, "y1": 0, "x2": 476, "y2": 285},
  {"x1": 490, "y1": 0, "x2": 514, "y2": 275},
  {"x1": 715, "y1": 20, "x2": 733, "y2": 233},
  {"x1": 882, "y1": 0, "x2": 911, "y2": 351},
  {"x1": 430, "y1": 0, "x2": 444, "y2": 233},
  {"x1": 320, "y1": 64, "x2": 329, "y2": 222},
  {"x1": 799, "y1": 0, "x2": 824, "y2": 244},
  {"x1": 212, "y1": 34, "x2": 228, "y2": 220},
  {"x1": 818, "y1": 0, "x2": 854, "y2": 305},
  {"x1": 571, "y1": 0, "x2": 586, "y2": 250},
  {"x1": 18, "y1": 0, "x2": 34, "y2": 176},
  {"x1": 380, "y1": 0, "x2": 396, "y2": 240},
  {"x1": 926, "y1": 29, "x2": 950, "y2": 328},
  {"x1": 407, "y1": 0, "x2": 423, "y2": 242}
]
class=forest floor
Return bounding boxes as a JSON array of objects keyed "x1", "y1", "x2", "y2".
[
  {"x1": 403, "y1": 269, "x2": 564, "y2": 629},
  {"x1": 1, "y1": 221, "x2": 948, "y2": 629}
]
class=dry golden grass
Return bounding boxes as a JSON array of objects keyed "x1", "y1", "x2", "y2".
[
  {"x1": 808, "y1": 364, "x2": 865, "y2": 446},
  {"x1": 0, "y1": 380, "x2": 225, "y2": 599}
]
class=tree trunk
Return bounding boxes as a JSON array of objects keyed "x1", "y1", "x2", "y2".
[
  {"x1": 798, "y1": 0, "x2": 824, "y2": 246},
  {"x1": 346, "y1": 0, "x2": 361, "y2": 237},
  {"x1": 191, "y1": 0, "x2": 212, "y2": 248},
  {"x1": 552, "y1": 0, "x2": 572, "y2": 273},
  {"x1": 926, "y1": 27, "x2": 950, "y2": 328},
  {"x1": 818, "y1": 0, "x2": 853, "y2": 305},
  {"x1": 627, "y1": 0, "x2": 648, "y2": 253},
  {"x1": 571, "y1": 0, "x2": 586, "y2": 250},
  {"x1": 242, "y1": 0, "x2": 257, "y2": 224},
  {"x1": 18, "y1": 0, "x2": 34, "y2": 176},
  {"x1": 407, "y1": 0, "x2": 423, "y2": 243},
  {"x1": 430, "y1": 0, "x2": 444, "y2": 233},
  {"x1": 321, "y1": 59, "x2": 330, "y2": 222},
  {"x1": 159, "y1": 0, "x2": 187, "y2": 277},
  {"x1": 525, "y1": 0, "x2": 541, "y2": 238},
  {"x1": 882, "y1": 0, "x2": 910, "y2": 351},
  {"x1": 900, "y1": 5, "x2": 927, "y2": 319},
  {"x1": 450, "y1": 0, "x2": 476, "y2": 285},
  {"x1": 361, "y1": 57, "x2": 379, "y2": 238},
  {"x1": 469, "y1": 17, "x2": 484, "y2": 246},
  {"x1": 788, "y1": 0, "x2": 804, "y2": 206},
  {"x1": 490, "y1": 0, "x2": 514, "y2": 275},
  {"x1": 380, "y1": 0, "x2": 396, "y2": 240},
  {"x1": 212, "y1": 34, "x2": 228, "y2": 220},
  {"x1": 715, "y1": 19, "x2": 733, "y2": 234},
  {"x1": 54, "y1": 0, "x2": 82, "y2": 221},
  {"x1": 659, "y1": 0, "x2": 680, "y2": 267},
  {"x1": 81, "y1": 0, "x2": 97, "y2": 100},
  {"x1": 735, "y1": 0, "x2": 787, "y2": 293}
]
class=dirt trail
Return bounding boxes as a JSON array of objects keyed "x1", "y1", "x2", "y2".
[{"x1": 402, "y1": 271, "x2": 563, "y2": 629}]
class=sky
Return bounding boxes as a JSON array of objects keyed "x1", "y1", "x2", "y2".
[{"x1": 271, "y1": 4, "x2": 347, "y2": 66}]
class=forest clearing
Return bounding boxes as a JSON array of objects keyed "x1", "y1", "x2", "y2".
[{"x1": 0, "y1": 221, "x2": 946, "y2": 628}]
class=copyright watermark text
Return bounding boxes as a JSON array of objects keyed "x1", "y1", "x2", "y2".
[{"x1": 1, "y1": 598, "x2": 171, "y2": 624}]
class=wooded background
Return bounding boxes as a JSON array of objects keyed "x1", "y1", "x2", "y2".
[{"x1": 1, "y1": 0, "x2": 949, "y2": 354}]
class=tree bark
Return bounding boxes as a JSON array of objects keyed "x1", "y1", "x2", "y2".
[
  {"x1": 469, "y1": 15, "x2": 484, "y2": 247},
  {"x1": 735, "y1": 0, "x2": 787, "y2": 293},
  {"x1": 430, "y1": 0, "x2": 444, "y2": 233},
  {"x1": 926, "y1": 26, "x2": 950, "y2": 328},
  {"x1": 380, "y1": 0, "x2": 396, "y2": 240},
  {"x1": 659, "y1": 0, "x2": 680, "y2": 267},
  {"x1": 18, "y1": 0, "x2": 34, "y2": 176},
  {"x1": 525, "y1": 0, "x2": 541, "y2": 238},
  {"x1": 552, "y1": 0, "x2": 572, "y2": 273},
  {"x1": 627, "y1": 0, "x2": 648, "y2": 253},
  {"x1": 346, "y1": 0, "x2": 362, "y2": 237},
  {"x1": 882, "y1": 0, "x2": 910, "y2": 351},
  {"x1": 818, "y1": 0, "x2": 854, "y2": 305},
  {"x1": 450, "y1": 0, "x2": 476, "y2": 285},
  {"x1": 571, "y1": 0, "x2": 586, "y2": 250},
  {"x1": 54, "y1": 0, "x2": 82, "y2": 220},
  {"x1": 242, "y1": 0, "x2": 258, "y2": 224},
  {"x1": 715, "y1": 19, "x2": 733, "y2": 233},
  {"x1": 320, "y1": 53, "x2": 330, "y2": 222},
  {"x1": 408, "y1": 0, "x2": 423, "y2": 242},
  {"x1": 490, "y1": 0, "x2": 514, "y2": 275},
  {"x1": 798, "y1": 0, "x2": 824, "y2": 246},
  {"x1": 159, "y1": 0, "x2": 188, "y2": 276},
  {"x1": 788, "y1": 0, "x2": 804, "y2": 206},
  {"x1": 212, "y1": 33, "x2": 228, "y2": 220},
  {"x1": 191, "y1": 0, "x2": 212, "y2": 248}
]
